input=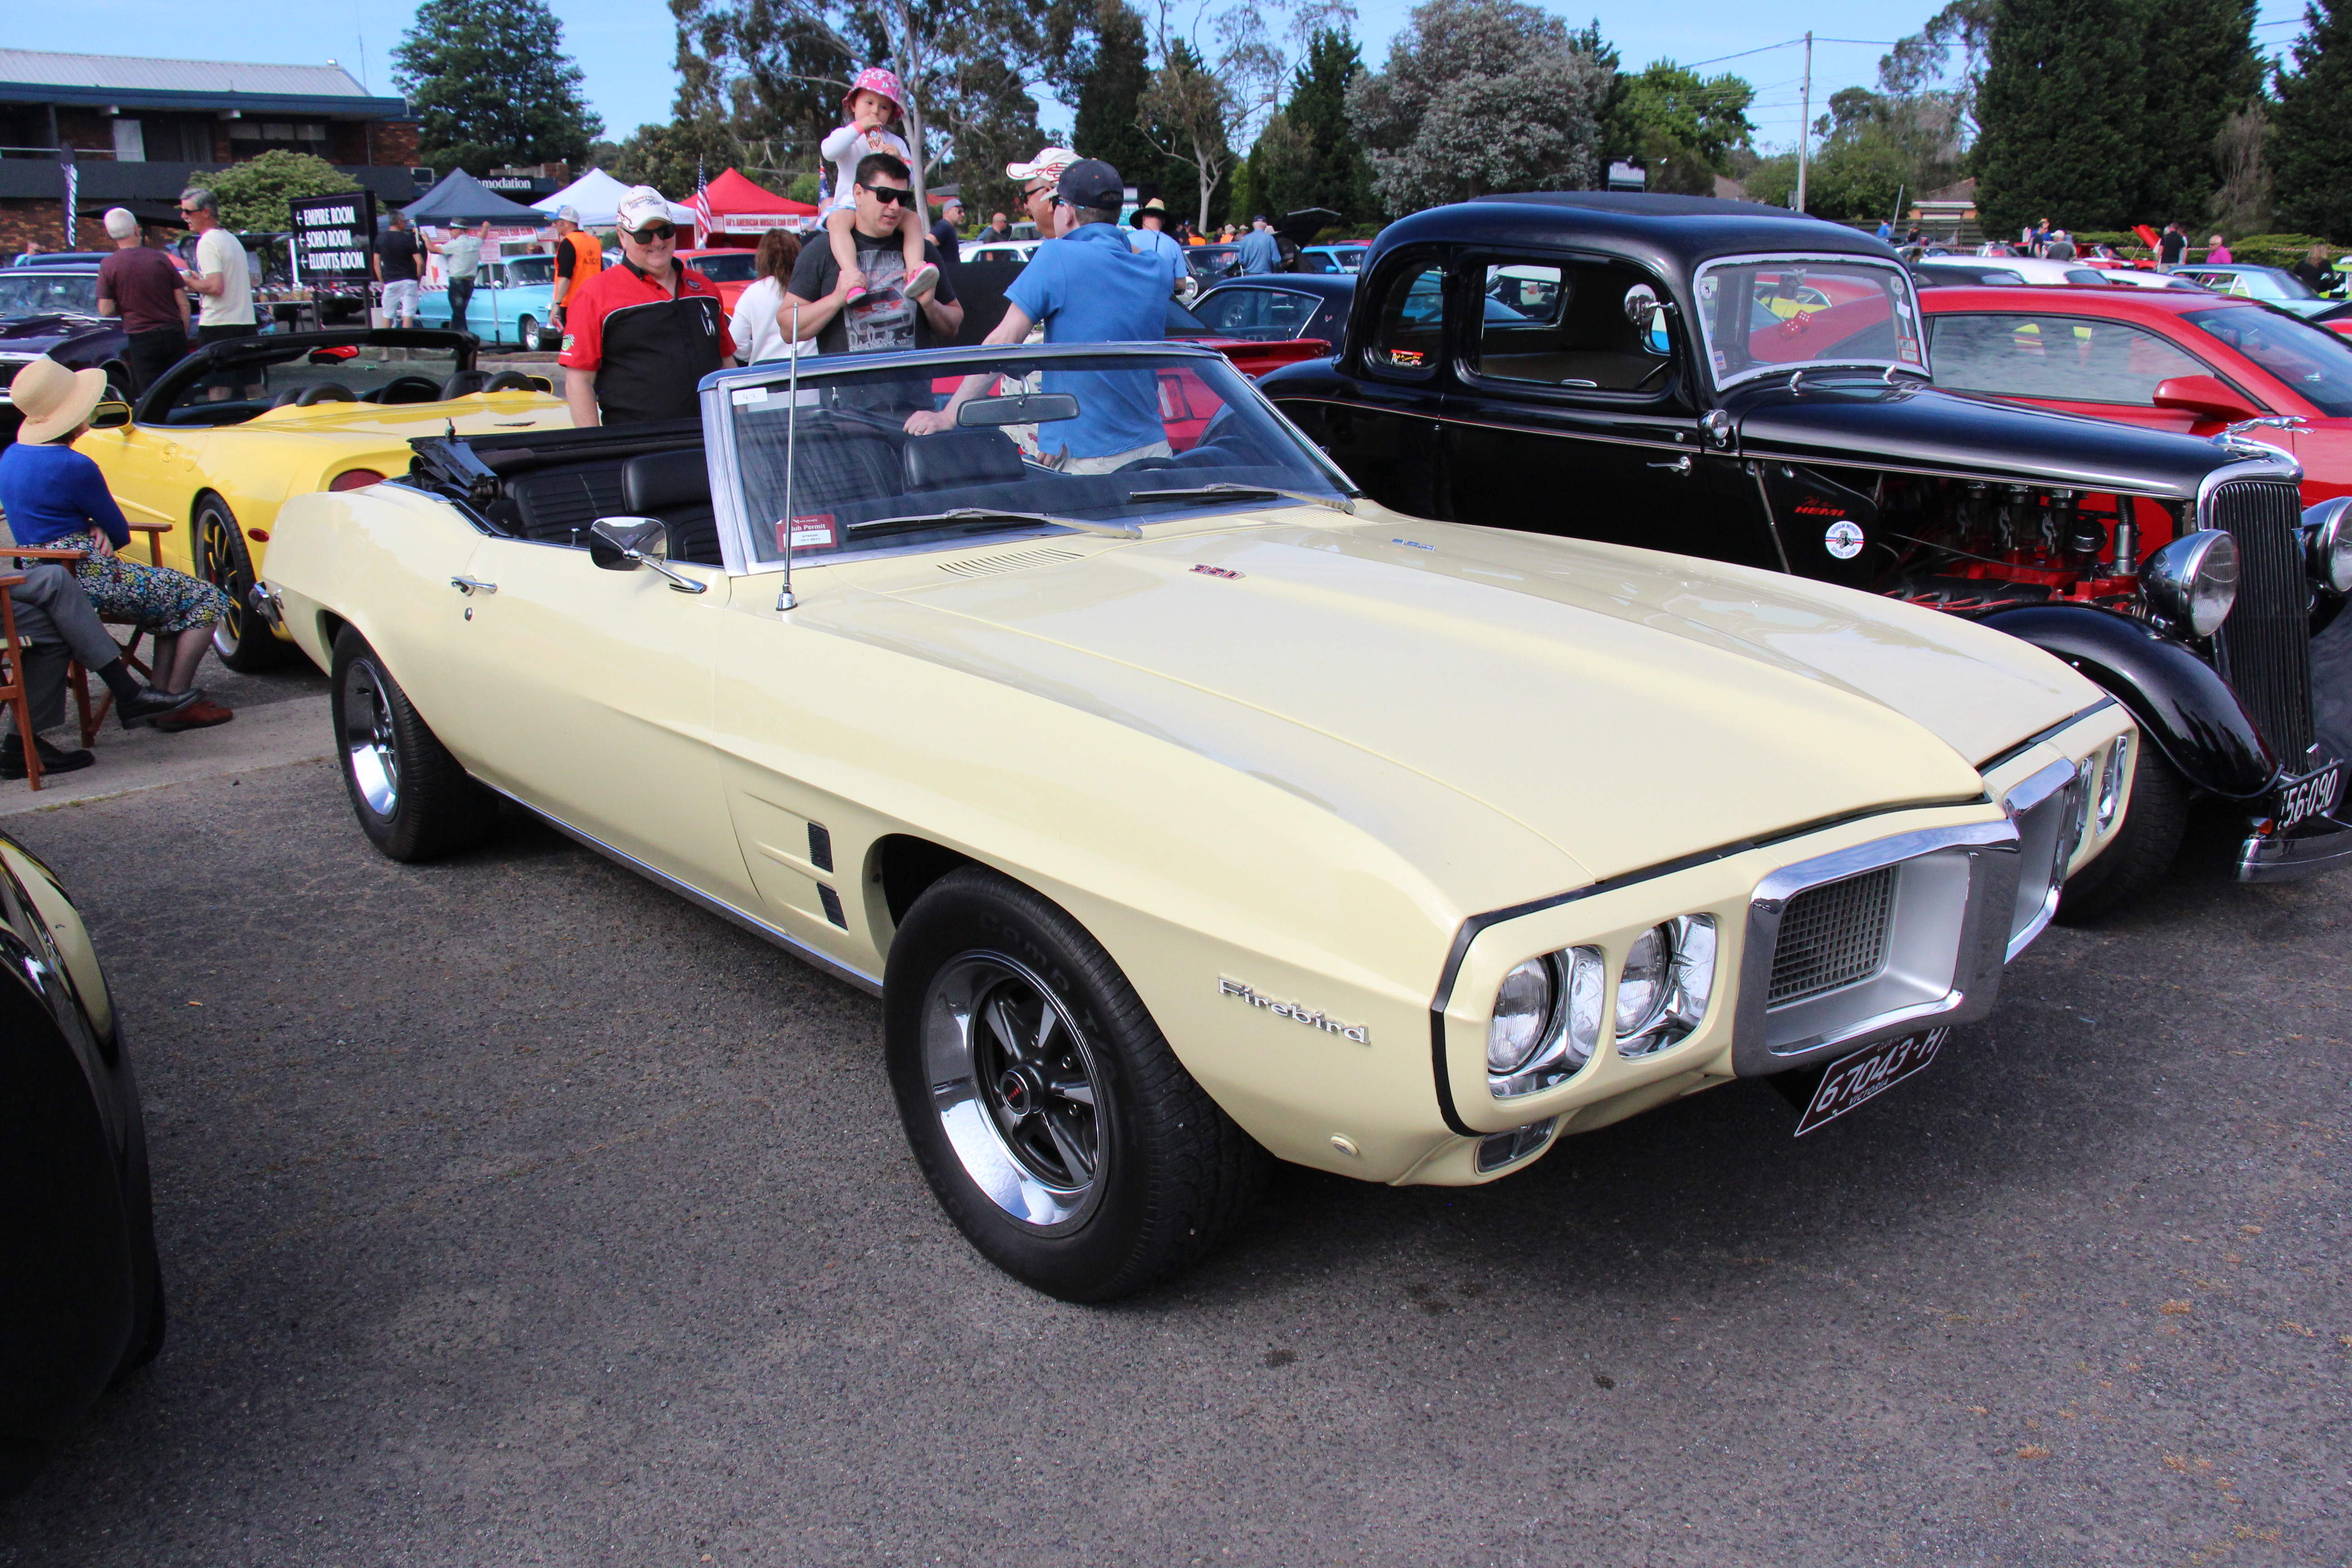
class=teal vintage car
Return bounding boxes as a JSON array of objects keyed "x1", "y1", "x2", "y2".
[{"x1": 417, "y1": 252, "x2": 558, "y2": 348}]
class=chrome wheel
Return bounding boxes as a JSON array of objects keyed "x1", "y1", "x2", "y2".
[
  {"x1": 922, "y1": 951, "x2": 1107, "y2": 1228},
  {"x1": 339, "y1": 655, "x2": 400, "y2": 818},
  {"x1": 517, "y1": 315, "x2": 537, "y2": 352}
]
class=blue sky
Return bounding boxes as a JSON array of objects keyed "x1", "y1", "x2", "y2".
[{"x1": 10, "y1": 0, "x2": 2319, "y2": 164}]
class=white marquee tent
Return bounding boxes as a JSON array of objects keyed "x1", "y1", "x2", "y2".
[{"x1": 531, "y1": 167, "x2": 694, "y2": 228}]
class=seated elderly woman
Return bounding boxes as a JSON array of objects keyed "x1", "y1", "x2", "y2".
[{"x1": 0, "y1": 357, "x2": 236, "y2": 733}]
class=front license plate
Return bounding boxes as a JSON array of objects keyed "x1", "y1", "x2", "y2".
[
  {"x1": 2277, "y1": 761, "x2": 2344, "y2": 830},
  {"x1": 1793, "y1": 1029, "x2": 1949, "y2": 1137}
]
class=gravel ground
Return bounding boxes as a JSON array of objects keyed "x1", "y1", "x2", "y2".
[{"x1": 0, "y1": 755, "x2": 2342, "y2": 1567}]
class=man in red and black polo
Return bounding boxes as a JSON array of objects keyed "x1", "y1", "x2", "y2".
[{"x1": 559, "y1": 186, "x2": 736, "y2": 426}]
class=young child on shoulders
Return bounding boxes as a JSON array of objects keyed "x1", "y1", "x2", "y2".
[{"x1": 820, "y1": 68, "x2": 939, "y2": 305}]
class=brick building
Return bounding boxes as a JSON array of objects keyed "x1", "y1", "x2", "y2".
[{"x1": 0, "y1": 48, "x2": 420, "y2": 251}]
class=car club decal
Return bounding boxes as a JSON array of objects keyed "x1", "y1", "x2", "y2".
[
  {"x1": 1823, "y1": 519, "x2": 1865, "y2": 559},
  {"x1": 1219, "y1": 978, "x2": 1369, "y2": 1044}
]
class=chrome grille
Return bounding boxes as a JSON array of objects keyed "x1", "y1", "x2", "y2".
[
  {"x1": 2206, "y1": 479, "x2": 2313, "y2": 762},
  {"x1": 1768, "y1": 865, "x2": 1897, "y2": 1006}
]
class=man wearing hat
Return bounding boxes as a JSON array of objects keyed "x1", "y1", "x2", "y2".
[
  {"x1": 1006, "y1": 148, "x2": 1080, "y2": 240},
  {"x1": 549, "y1": 205, "x2": 603, "y2": 333},
  {"x1": 908, "y1": 159, "x2": 1170, "y2": 472},
  {"x1": 1127, "y1": 198, "x2": 1185, "y2": 294},
  {"x1": 929, "y1": 196, "x2": 965, "y2": 265},
  {"x1": 94, "y1": 207, "x2": 189, "y2": 394},
  {"x1": 558, "y1": 186, "x2": 735, "y2": 427}
]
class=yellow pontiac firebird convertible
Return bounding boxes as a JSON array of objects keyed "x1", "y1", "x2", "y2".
[
  {"x1": 78, "y1": 328, "x2": 569, "y2": 669},
  {"x1": 259, "y1": 342, "x2": 2136, "y2": 1300}
]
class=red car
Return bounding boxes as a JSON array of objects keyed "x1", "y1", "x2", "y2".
[
  {"x1": 678, "y1": 245, "x2": 763, "y2": 312},
  {"x1": 1918, "y1": 284, "x2": 2352, "y2": 503}
]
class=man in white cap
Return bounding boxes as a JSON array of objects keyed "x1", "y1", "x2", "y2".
[
  {"x1": 1006, "y1": 147, "x2": 1080, "y2": 240},
  {"x1": 549, "y1": 204, "x2": 601, "y2": 332},
  {"x1": 94, "y1": 207, "x2": 188, "y2": 393},
  {"x1": 557, "y1": 186, "x2": 735, "y2": 426}
]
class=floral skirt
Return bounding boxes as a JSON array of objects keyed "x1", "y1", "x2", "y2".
[{"x1": 50, "y1": 530, "x2": 233, "y2": 635}]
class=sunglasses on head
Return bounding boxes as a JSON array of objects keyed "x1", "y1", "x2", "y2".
[
  {"x1": 627, "y1": 223, "x2": 676, "y2": 242},
  {"x1": 860, "y1": 183, "x2": 915, "y2": 206}
]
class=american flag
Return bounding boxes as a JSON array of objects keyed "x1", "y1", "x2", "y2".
[{"x1": 688, "y1": 160, "x2": 715, "y2": 248}]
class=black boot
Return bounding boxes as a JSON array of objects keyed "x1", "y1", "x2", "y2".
[
  {"x1": 118, "y1": 686, "x2": 199, "y2": 729},
  {"x1": 0, "y1": 734, "x2": 95, "y2": 780}
]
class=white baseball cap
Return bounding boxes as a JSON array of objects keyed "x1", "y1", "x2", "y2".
[
  {"x1": 1006, "y1": 148, "x2": 1079, "y2": 186},
  {"x1": 555, "y1": 204, "x2": 581, "y2": 223},
  {"x1": 615, "y1": 186, "x2": 674, "y2": 233}
]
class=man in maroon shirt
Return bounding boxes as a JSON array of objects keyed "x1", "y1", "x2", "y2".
[{"x1": 94, "y1": 208, "x2": 190, "y2": 394}]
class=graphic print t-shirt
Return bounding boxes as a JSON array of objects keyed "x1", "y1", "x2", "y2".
[{"x1": 786, "y1": 233, "x2": 957, "y2": 411}]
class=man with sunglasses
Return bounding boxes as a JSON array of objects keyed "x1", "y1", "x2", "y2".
[
  {"x1": 1007, "y1": 147, "x2": 1080, "y2": 241},
  {"x1": 780, "y1": 153, "x2": 962, "y2": 395},
  {"x1": 558, "y1": 186, "x2": 736, "y2": 427},
  {"x1": 175, "y1": 187, "x2": 255, "y2": 345}
]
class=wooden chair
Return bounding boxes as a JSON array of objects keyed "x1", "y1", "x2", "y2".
[
  {"x1": 0, "y1": 572, "x2": 49, "y2": 790},
  {"x1": 10, "y1": 524, "x2": 174, "y2": 749}
]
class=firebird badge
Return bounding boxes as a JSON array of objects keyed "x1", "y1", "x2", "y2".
[
  {"x1": 1823, "y1": 520, "x2": 1866, "y2": 559},
  {"x1": 1192, "y1": 564, "x2": 1243, "y2": 579},
  {"x1": 1220, "y1": 978, "x2": 1369, "y2": 1044}
]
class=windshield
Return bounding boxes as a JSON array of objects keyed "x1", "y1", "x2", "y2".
[
  {"x1": 499, "y1": 255, "x2": 555, "y2": 286},
  {"x1": 2181, "y1": 307, "x2": 2352, "y2": 416},
  {"x1": 1695, "y1": 255, "x2": 1925, "y2": 388},
  {"x1": 724, "y1": 347, "x2": 1355, "y2": 564},
  {"x1": 152, "y1": 339, "x2": 468, "y2": 424},
  {"x1": 0, "y1": 270, "x2": 101, "y2": 320},
  {"x1": 689, "y1": 251, "x2": 759, "y2": 283}
]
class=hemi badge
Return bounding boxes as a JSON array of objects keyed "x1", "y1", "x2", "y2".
[
  {"x1": 1220, "y1": 977, "x2": 1369, "y2": 1044},
  {"x1": 1192, "y1": 564, "x2": 1243, "y2": 579}
]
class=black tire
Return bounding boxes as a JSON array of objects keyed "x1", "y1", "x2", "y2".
[
  {"x1": 194, "y1": 496, "x2": 292, "y2": 671},
  {"x1": 2057, "y1": 747, "x2": 2190, "y2": 923},
  {"x1": 329, "y1": 627, "x2": 498, "y2": 862},
  {"x1": 883, "y1": 867, "x2": 1266, "y2": 1301}
]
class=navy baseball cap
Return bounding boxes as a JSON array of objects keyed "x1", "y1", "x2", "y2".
[{"x1": 1057, "y1": 159, "x2": 1124, "y2": 212}]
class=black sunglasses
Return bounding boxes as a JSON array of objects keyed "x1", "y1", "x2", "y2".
[
  {"x1": 860, "y1": 183, "x2": 915, "y2": 206},
  {"x1": 627, "y1": 223, "x2": 676, "y2": 242}
]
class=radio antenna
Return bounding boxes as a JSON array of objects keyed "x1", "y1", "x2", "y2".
[{"x1": 777, "y1": 302, "x2": 800, "y2": 612}]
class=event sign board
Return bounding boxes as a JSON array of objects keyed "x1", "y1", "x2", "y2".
[{"x1": 289, "y1": 191, "x2": 378, "y2": 284}]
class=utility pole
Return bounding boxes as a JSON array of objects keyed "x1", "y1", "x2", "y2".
[{"x1": 1794, "y1": 30, "x2": 1813, "y2": 213}]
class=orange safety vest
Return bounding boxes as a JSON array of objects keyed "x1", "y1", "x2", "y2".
[{"x1": 558, "y1": 230, "x2": 603, "y2": 295}]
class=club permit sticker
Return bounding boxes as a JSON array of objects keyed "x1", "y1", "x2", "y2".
[
  {"x1": 1823, "y1": 520, "x2": 1866, "y2": 559},
  {"x1": 778, "y1": 514, "x2": 837, "y2": 551}
]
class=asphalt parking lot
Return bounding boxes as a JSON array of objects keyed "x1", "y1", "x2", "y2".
[{"x1": 0, "y1": 679, "x2": 2346, "y2": 1566}]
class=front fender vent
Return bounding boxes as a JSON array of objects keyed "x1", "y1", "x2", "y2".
[{"x1": 935, "y1": 547, "x2": 1085, "y2": 577}]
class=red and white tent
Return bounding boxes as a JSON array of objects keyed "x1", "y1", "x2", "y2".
[{"x1": 691, "y1": 168, "x2": 819, "y2": 245}]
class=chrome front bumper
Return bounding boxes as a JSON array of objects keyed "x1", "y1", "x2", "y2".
[{"x1": 2239, "y1": 816, "x2": 2352, "y2": 880}]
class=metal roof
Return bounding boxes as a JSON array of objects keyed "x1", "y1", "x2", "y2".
[{"x1": 0, "y1": 48, "x2": 406, "y2": 116}]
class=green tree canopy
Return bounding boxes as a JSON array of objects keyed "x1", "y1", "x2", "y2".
[
  {"x1": 1070, "y1": 0, "x2": 1162, "y2": 188},
  {"x1": 1607, "y1": 61, "x2": 1755, "y2": 195},
  {"x1": 393, "y1": 0, "x2": 603, "y2": 176},
  {"x1": 2135, "y1": 0, "x2": 2261, "y2": 226},
  {"x1": 2271, "y1": 0, "x2": 2352, "y2": 238},
  {"x1": 190, "y1": 150, "x2": 355, "y2": 233},
  {"x1": 1346, "y1": 0, "x2": 1612, "y2": 215},
  {"x1": 1248, "y1": 28, "x2": 1377, "y2": 223},
  {"x1": 1974, "y1": 0, "x2": 2146, "y2": 235}
]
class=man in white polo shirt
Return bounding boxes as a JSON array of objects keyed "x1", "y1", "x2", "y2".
[{"x1": 176, "y1": 186, "x2": 255, "y2": 343}]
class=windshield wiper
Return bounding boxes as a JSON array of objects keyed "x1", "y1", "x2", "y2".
[
  {"x1": 1123, "y1": 483, "x2": 1355, "y2": 514},
  {"x1": 846, "y1": 507, "x2": 1141, "y2": 539}
]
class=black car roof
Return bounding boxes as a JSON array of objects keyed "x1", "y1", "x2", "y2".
[{"x1": 1367, "y1": 192, "x2": 1898, "y2": 280}]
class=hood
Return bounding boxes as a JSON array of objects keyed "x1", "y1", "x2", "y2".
[
  {"x1": 1730, "y1": 375, "x2": 2264, "y2": 498},
  {"x1": 839, "y1": 512, "x2": 2098, "y2": 885},
  {"x1": 0, "y1": 314, "x2": 103, "y2": 349}
]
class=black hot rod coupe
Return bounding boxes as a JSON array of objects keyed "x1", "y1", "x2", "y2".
[{"x1": 1259, "y1": 193, "x2": 2352, "y2": 913}]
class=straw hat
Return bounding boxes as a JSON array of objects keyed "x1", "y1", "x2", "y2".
[{"x1": 10, "y1": 357, "x2": 107, "y2": 445}]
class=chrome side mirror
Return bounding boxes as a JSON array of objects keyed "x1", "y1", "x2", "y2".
[{"x1": 588, "y1": 516, "x2": 707, "y2": 593}]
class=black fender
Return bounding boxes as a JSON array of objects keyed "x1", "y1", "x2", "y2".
[{"x1": 1979, "y1": 604, "x2": 2276, "y2": 800}]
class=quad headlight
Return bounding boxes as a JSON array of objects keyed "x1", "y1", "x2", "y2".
[
  {"x1": 2142, "y1": 528, "x2": 2238, "y2": 638},
  {"x1": 1487, "y1": 916, "x2": 1717, "y2": 1098},
  {"x1": 2302, "y1": 496, "x2": 2352, "y2": 595}
]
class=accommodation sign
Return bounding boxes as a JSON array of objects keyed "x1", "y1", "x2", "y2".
[{"x1": 289, "y1": 191, "x2": 379, "y2": 283}]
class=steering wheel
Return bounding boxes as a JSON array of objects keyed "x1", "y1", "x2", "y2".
[
  {"x1": 375, "y1": 375, "x2": 444, "y2": 405},
  {"x1": 483, "y1": 370, "x2": 540, "y2": 393},
  {"x1": 295, "y1": 382, "x2": 356, "y2": 406}
]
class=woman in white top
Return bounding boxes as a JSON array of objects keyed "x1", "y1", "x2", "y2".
[{"x1": 728, "y1": 229, "x2": 812, "y2": 363}]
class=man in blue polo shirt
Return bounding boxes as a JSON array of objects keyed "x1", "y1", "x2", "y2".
[{"x1": 906, "y1": 159, "x2": 1169, "y2": 472}]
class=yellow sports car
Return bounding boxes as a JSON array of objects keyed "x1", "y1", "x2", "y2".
[
  {"x1": 79, "y1": 328, "x2": 569, "y2": 669},
  {"x1": 260, "y1": 340, "x2": 2136, "y2": 1299}
]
